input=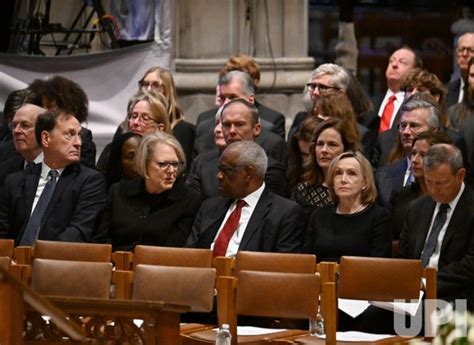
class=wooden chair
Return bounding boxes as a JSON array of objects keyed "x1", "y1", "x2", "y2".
[
  {"x1": 234, "y1": 251, "x2": 317, "y2": 274},
  {"x1": 289, "y1": 256, "x2": 436, "y2": 344},
  {"x1": 34, "y1": 240, "x2": 112, "y2": 262},
  {"x1": 0, "y1": 239, "x2": 14, "y2": 258},
  {"x1": 133, "y1": 245, "x2": 213, "y2": 268},
  {"x1": 182, "y1": 270, "x2": 332, "y2": 345},
  {"x1": 30, "y1": 258, "x2": 113, "y2": 298},
  {"x1": 133, "y1": 264, "x2": 216, "y2": 313}
]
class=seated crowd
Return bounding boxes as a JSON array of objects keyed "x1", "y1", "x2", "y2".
[{"x1": 0, "y1": 42, "x2": 473, "y2": 323}]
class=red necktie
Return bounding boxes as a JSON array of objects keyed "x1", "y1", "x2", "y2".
[
  {"x1": 379, "y1": 95, "x2": 396, "y2": 132},
  {"x1": 213, "y1": 200, "x2": 246, "y2": 257}
]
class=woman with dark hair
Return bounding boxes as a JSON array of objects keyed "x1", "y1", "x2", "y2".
[
  {"x1": 28, "y1": 76, "x2": 96, "y2": 168},
  {"x1": 94, "y1": 132, "x2": 201, "y2": 251},
  {"x1": 304, "y1": 150, "x2": 392, "y2": 262},
  {"x1": 291, "y1": 118, "x2": 361, "y2": 214},
  {"x1": 105, "y1": 132, "x2": 142, "y2": 191}
]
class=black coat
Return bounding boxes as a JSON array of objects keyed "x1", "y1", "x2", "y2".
[
  {"x1": 94, "y1": 178, "x2": 202, "y2": 251},
  {"x1": 185, "y1": 187, "x2": 304, "y2": 253}
]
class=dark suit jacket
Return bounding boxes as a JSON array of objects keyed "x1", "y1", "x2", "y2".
[
  {"x1": 93, "y1": 178, "x2": 202, "y2": 251},
  {"x1": 446, "y1": 78, "x2": 461, "y2": 108},
  {"x1": 187, "y1": 149, "x2": 288, "y2": 199},
  {"x1": 399, "y1": 188, "x2": 474, "y2": 309},
  {"x1": 0, "y1": 152, "x2": 24, "y2": 185},
  {"x1": 192, "y1": 119, "x2": 288, "y2": 167},
  {"x1": 185, "y1": 187, "x2": 304, "y2": 253},
  {"x1": 0, "y1": 163, "x2": 106, "y2": 244},
  {"x1": 375, "y1": 158, "x2": 407, "y2": 208},
  {"x1": 196, "y1": 101, "x2": 286, "y2": 139}
]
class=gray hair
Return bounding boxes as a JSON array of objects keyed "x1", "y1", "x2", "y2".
[
  {"x1": 135, "y1": 131, "x2": 186, "y2": 178},
  {"x1": 310, "y1": 63, "x2": 350, "y2": 91},
  {"x1": 218, "y1": 70, "x2": 256, "y2": 96},
  {"x1": 225, "y1": 140, "x2": 268, "y2": 179},
  {"x1": 424, "y1": 144, "x2": 463, "y2": 174},
  {"x1": 399, "y1": 98, "x2": 440, "y2": 129}
]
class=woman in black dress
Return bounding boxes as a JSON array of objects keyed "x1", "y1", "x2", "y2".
[
  {"x1": 94, "y1": 132, "x2": 201, "y2": 251},
  {"x1": 304, "y1": 150, "x2": 392, "y2": 262}
]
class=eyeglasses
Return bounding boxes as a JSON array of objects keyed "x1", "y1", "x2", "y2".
[
  {"x1": 456, "y1": 47, "x2": 474, "y2": 55},
  {"x1": 217, "y1": 164, "x2": 247, "y2": 174},
  {"x1": 306, "y1": 82, "x2": 340, "y2": 95},
  {"x1": 397, "y1": 121, "x2": 424, "y2": 132},
  {"x1": 128, "y1": 113, "x2": 156, "y2": 124},
  {"x1": 139, "y1": 80, "x2": 163, "y2": 90},
  {"x1": 154, "y1": 161, "x2": 184, "y2": 170}
]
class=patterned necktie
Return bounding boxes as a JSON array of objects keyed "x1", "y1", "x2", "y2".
[
  {"x1": 420, "y1": 203, "x2": 450, "y2": 267},
  {"x1": 20, "y1": 170, "x2": 59, "y2": 245},
  {"x1": 379, "y1": 95, "x2": 396, "y2": 132},
  {"x1": 213, "y1": 200, "x2": 246, "y2": 257}
]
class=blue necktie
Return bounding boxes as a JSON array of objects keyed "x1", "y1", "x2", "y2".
[
  {"x1": 420, "y1": 203, "x2": 449, "y2": 267},
  {"x1": 20, "y1": 170, "x2": 59, "y2": 245}
]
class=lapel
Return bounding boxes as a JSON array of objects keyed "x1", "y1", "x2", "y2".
[
  {"x1": 390, "y1": 159, "x2": 407, "y2": 186},
  {"x1": 23, "y1": 164, "x2": 41, "y2": 215},
  {"x1": 239, "y1": 188, "x2": 272, "y2": 250},
  {"x1": 440, "y1": 188, "x2": 470, "y2": 254},
  {"x1": 414, "y1": 197, "x2": 436, "y2": 257},
  {"x1": 201, "y1": 198, "x2": 233, "y2": 242},
  {"x1": 41, "y1": 164, "x2": 77, "y2": 226}
]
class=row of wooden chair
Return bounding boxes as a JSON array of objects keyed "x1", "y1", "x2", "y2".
[{"x1": 1, "y1": 239, "x2": 436, "y2": 344}]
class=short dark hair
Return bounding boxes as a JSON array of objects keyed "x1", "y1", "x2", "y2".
[
  {"x1": 424, "y1": 144, "x2": 464, "y2": 174},
  {"x1": 3, "y1": 88, "x2": 42, "y2": 124},
  {"x1": 35, "y1": 110, "x2": 72, "y2": 148},
  {"x1": 221, "y1": 98, "x2": 260, "y2": 126}
]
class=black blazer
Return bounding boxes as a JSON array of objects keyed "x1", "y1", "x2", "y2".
[
  {"x1": 399, "y1": 187, "x2": 474, "y2": 309},
  {"x1": 187, "y1": 149, "x2": 288, "y2": 199},
  {"x1": 185, "y1": 187, "x2": 304, "y2": 253},
  {"x1": 375, "y1": 158, "x2": 407, "y2": 208},
  {"x1": 196, "y1": 101, "x2": 286, "y2": 139},
  {"x1": 0, "y1": 163, "x2": 106, "y2": 244},
  {"x1": 446, "y1": 78, "x2": 461, "y2": 108},
  {"x1": 94, "y1": 178, "x2": 202, "y2": 251},
  {"x1": 0, "y1": 153, "x2": 24, "y2": 185}
]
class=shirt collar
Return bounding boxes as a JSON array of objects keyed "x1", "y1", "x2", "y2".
[
  {"x1": 241, "y1": 182, "x2": 265, "y2": 209},
  {"x1": 41, "y1": 162, "x2": 64, "y2": 180}
]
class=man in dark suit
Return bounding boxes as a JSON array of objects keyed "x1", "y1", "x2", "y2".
[
  {"x1": 0, "y1": 104, "x2": 45, "y2": 184},
  {"x1": 399, "y1": 144, "x2": 474, "y2": 310},
  {"x1": 185, "y1": 140, "x2": 303, "y2": 255},
  {"x1": 375, "y1": 98, "x2": 440, "y2": 207},
  {"x1": 187, "y1": 99, "x2": 288, "y2": 199},
  {"x1": 0, "y1": 110, "x2": 106, "y2": 244},
  {"x1": 446, "y1": 32, "x2": 474, "y2": 108}
]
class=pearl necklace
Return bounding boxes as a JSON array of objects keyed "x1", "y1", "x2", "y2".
[{"x1": 336, "y1": 203, "x2": 367, "y2": 215}]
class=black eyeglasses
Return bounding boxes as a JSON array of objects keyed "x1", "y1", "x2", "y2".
[
  {"x1": 306, "y1": 82, "x2": 340, "y2": 95},
  {"x1": 154, "y1": 161, "x2": 184, "y2": 170},
  {"x1": 456, "y1": 47, "x2": 474, "y2": 55}
]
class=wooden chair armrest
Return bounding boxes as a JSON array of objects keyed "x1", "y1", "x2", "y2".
[
  {"x1": 112, "y1": 270, "x2": 134, "y2": 299},
  {"x1": 112, "y1": 251, "x2": 133, "y2": 271}
]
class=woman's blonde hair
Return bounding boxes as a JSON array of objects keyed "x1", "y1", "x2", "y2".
[{"x1": 126, "y1": 90, "x2": 171, "y2": 133}]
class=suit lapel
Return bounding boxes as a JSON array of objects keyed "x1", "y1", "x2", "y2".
[
  {"x1": 440, "y1": 188, "x2": 470, "y2": 254},
  {"x1": 23, "y1": 165, "x2": 41, "y2": 215},
  {"x1": 239, "y1": 188, "x2": 271, "y2": 250},
  {"x1": 414, "y1": 198, "x2": 436, "y2": 257},
  {"x1": 200, "y1": 198, "x2": 232, "y2": 245}
]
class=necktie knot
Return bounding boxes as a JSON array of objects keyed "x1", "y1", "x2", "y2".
[
  {"x1": 439, "y1": 203, "x2": 449, "y2": 213},
  {"x1": 49, "y1": 170, "x2": 59, "y2": 180},
  {"x1": 235, "y1": 199, "x2": 246, "y2": 210}
]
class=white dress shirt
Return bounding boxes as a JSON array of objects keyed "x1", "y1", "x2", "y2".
[
  {"x1": 211, "y1": 183, "x2": 266, "y2": 257},
  {"x1": 424, "y1": 183, "x2": 465, "y2": 269},
  {"x1": 378, "y1": 90, "x2": 405, "y2": 129}
]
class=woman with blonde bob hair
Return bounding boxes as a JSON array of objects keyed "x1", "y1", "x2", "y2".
[
  {"x1": 126, "y1": 90, "x2": 171, "y2": 135},
  {"x1": 303, "y1": 150, "x2": 392, "y2": 262},
  {"x1": 94, "y1": 132, "x2": 201, "y2": 251}
]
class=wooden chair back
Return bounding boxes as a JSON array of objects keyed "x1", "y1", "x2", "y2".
[
  {"x1": 338, "y1": 256, "x2": 422, "y2": 301},
  {"x1": 0, "y1": 239, "x2": 14, "y2": 258},
  {"x1": 0, "y1": 256, "x2": 10, "y2": 270},
  {"x1": 30, "y1": 258, "x2": 113, "y2": 299},
  {"x1": 234, "y1": 251, "x2": 317, "y2": 274},
  {"x1": 34, "y1": 240, "x2": 112, "y2": 262},
  {"x1": 134, "y1": 245, "x2": 213, "y2": 268},
  {"x1": 133, "y1": 264, "x2": 216, "y2": 312}
]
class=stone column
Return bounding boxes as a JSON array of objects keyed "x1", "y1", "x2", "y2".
[{"x1": 172, "y1": 0, "x2": 314, "y2": 134}]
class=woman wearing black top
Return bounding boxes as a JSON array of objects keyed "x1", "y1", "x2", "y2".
[
  {"x1": 94, "y1": 132, "x2": 201, "y2": 251},
  {"x1": 304, "y1": 150, "x2": 392, "y2": 262}
]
